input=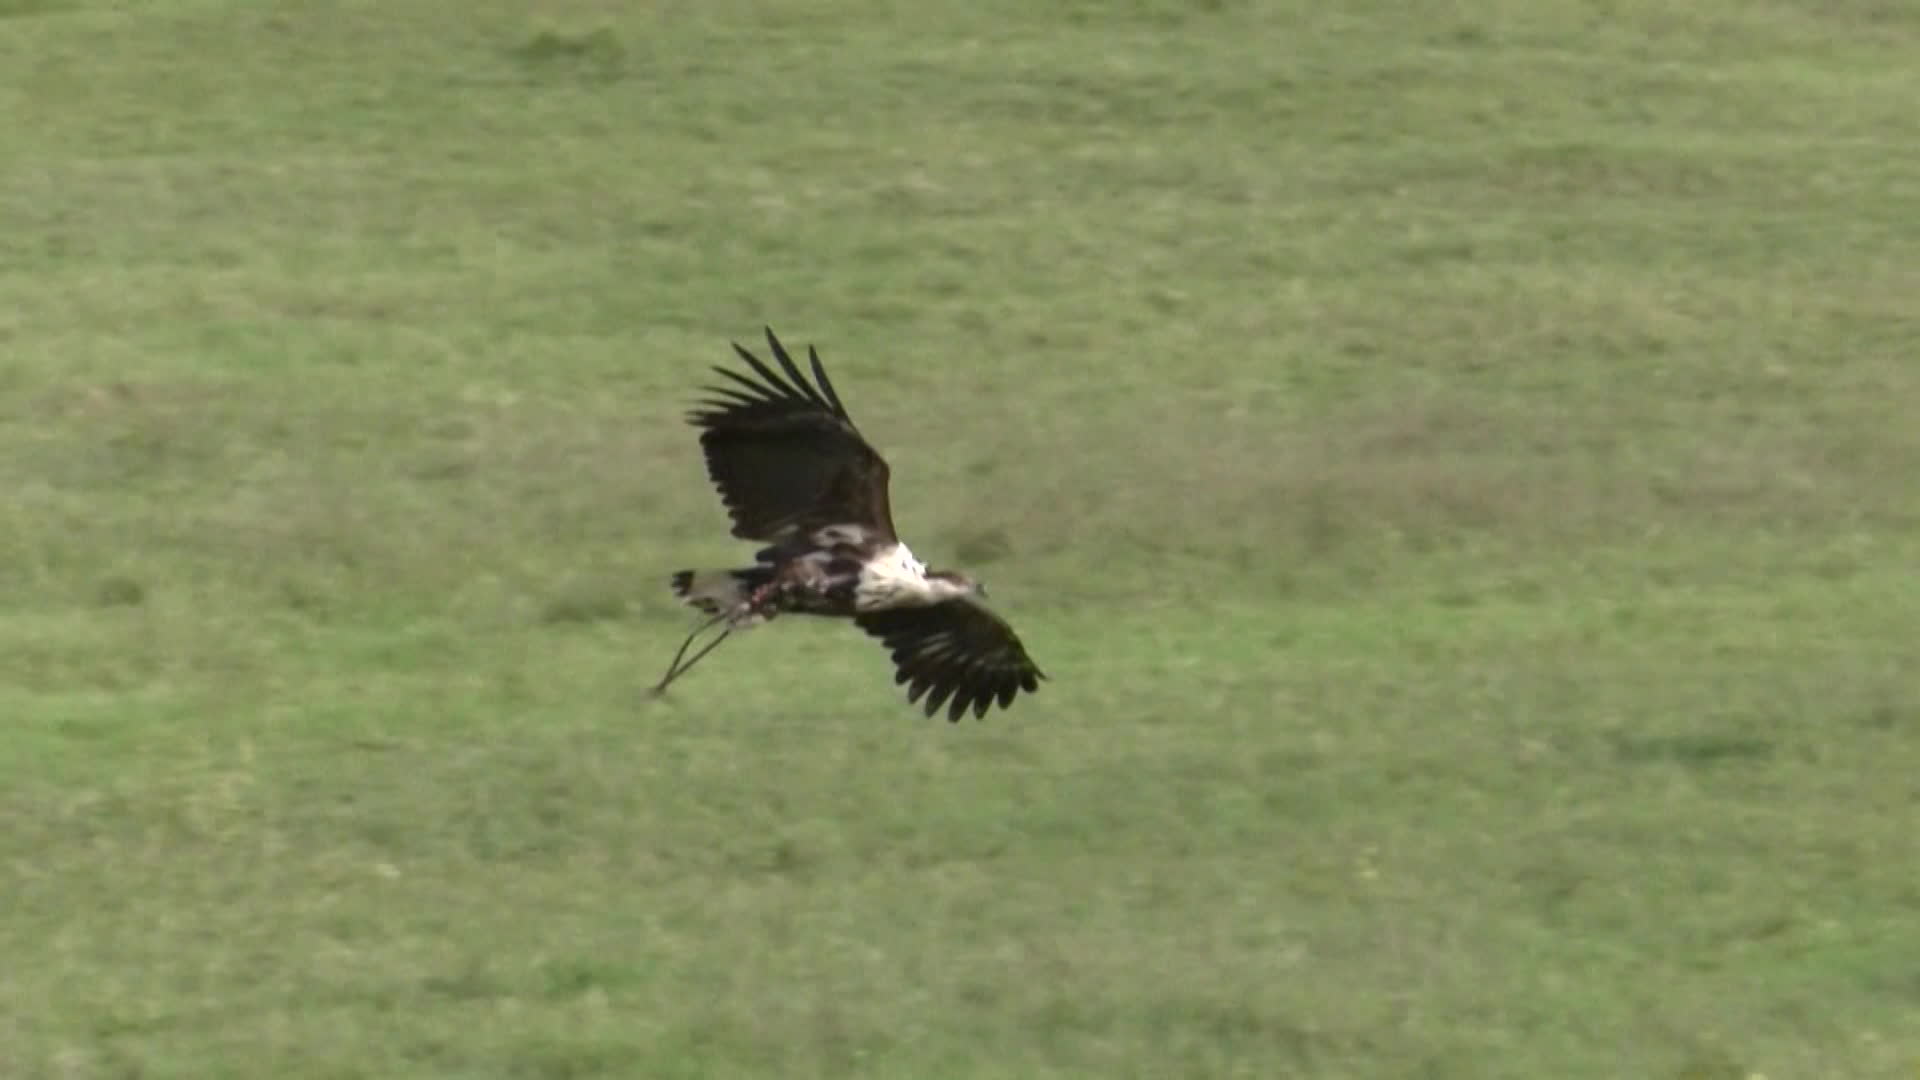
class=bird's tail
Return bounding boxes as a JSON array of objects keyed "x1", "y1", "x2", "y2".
[{"x1": 669, "y1": 567, "x2": 774, "y2": 620}]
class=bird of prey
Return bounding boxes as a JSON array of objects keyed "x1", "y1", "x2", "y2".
[{"x1": 652, "y1": 328, "x2": 1045, "y2": 721}]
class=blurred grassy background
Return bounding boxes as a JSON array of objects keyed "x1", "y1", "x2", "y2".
[{"x1": 3, "y1": 0, "x2": 1918, "y2": 1076}]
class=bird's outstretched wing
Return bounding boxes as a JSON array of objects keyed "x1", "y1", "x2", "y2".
[
  {"x1": 854, "y1": 599, "x2": 1045, "y2": 722},
  {"x1": 687, "y1": 328, "x2": 896, "y2": 544}
]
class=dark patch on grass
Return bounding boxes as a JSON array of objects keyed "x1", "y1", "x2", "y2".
[
  {"x1": 540, "y1": 585, "x2": 627, "y2": 625},
  {"x1": 277, "y1": 578, "x2": 332, "y2": 617},
  {"x1": 1867, "y1": 966, "x2": 1920, "y2": 1002},
  {"x1": 541, "y1": 958, "x2": 640, "y2": 1000},
  {"x1": 753, "y1": 835, "x2": 814, "y2": 879},
  {"x1": 411, "y1": 456, "x2": 476, "y2": 483},
  {"x1": 94, "y1": 575, "x2": 145, "y2": 607},
  {"x1": 1611, "y1": 734, "x2": 1776, "y2": 767},
  {"x1": 422, "y1": 961, "x2": 509, "y2": 1002},
  {"x1": 1735, "y1": 913, "x2": 1796, "y2": 943},
  {"x1": 1063, "y1": 0, "x2": 1238, "y2": 28},
  {"x1": 1672, "y1": 1054, "x2": 1749, "y2": 1080},
  {"x1": 1854, "y1": 701, "x2": 1910, "y2": 731},
  {"x1": 511, "y1": 27, "x2": 626, "y2": 84},
  {"x1": 0, "y1": 0, "x2": 68, "y2": 18},
  {"x1": 1397, "y1": 237, "x2": 1479, "y2": 265},
  {"x1": 1140, "y1": 998, "x2": 1351, "y2": 1066},
  {"x1": 506, "y1": 1032, "x2": 653, "y2": 1077},
  {"x1": 951, "y1": 525, "x2": 1014, "y2": 566},
  {"x1": 1519, "y1": 857, "x2": 1590, "y2": 920}
]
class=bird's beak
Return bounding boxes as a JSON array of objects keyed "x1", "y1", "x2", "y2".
[{"x1": 976, "y1": 584, "x2": 990, "y2": 599}]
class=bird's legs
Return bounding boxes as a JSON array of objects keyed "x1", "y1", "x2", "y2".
[
  {"x1": 649, "y1": 582, "x2": 788, "y2": 699},
  {"x1": 649, "y1": 611, "x2": 731, "y2": 698}
]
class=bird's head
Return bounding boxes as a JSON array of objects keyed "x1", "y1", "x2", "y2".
[{"x1": 926, "y1": 569, "x2": 987, "y2": 600}]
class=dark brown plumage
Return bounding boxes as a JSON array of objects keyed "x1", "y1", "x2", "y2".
[
  {"x1": 656, "y1": 328, "x2": 1046, "y2": 721},
  {"x1": 855, "y1": 601, "x2": 1045, "y2": 722},
  {"x1": 688, "y1": 332, "x2": 896, "y2": 545}
]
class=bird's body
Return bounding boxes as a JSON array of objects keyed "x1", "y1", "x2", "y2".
[
  {"x1": 671, "y1": 531, "x2": 949, "y2": 621},
  {"x1": 654, "y1": 328, "x2": 1044, "y2": 721}
]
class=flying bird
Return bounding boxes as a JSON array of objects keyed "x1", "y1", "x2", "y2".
[{"x1": 652, "y1": 328, "x2": 1045, "y2": 721}]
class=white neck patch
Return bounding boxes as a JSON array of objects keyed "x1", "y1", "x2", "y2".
[
  {"x1": 855, "y1": 543, "x2": 939, "y2": 609},
  {"x1": 872, "y1": 542, "x2": 927, "y2": 580}
]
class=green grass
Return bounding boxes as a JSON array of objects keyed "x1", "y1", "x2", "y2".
[{"x1": 4, "y1": 0, "x2": 1920, "y2": 1076}]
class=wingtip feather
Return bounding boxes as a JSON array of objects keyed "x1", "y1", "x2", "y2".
[
  {"x1": 808, "y1": 345, "x2": 849, "y2": 417},
  {"x1": 764, "y1": 327, "x2": 837, "y2": 413},
  {"x1": 728, "y1": 342, "x2": 802, "y2": 399}
]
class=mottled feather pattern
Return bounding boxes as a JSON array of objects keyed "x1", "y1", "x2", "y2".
[
  {"x1": 663, "y1": 328, "x2": 1045, "y2": 720},
  {"x1": 669, "y1": 567, "x2": 771, "y2": 618}
]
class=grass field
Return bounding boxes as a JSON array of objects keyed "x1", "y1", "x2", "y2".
[{"x1": 5, "y1": 0, "x2": 1920, "y2": 1076}]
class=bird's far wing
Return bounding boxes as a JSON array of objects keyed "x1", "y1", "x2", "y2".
[
  {"x1": 854, "y1": 598, "x2": 1045, "y2": 722},
  {"x1": 688, "y1": 328, "x2": 896, "y2": 543}
]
